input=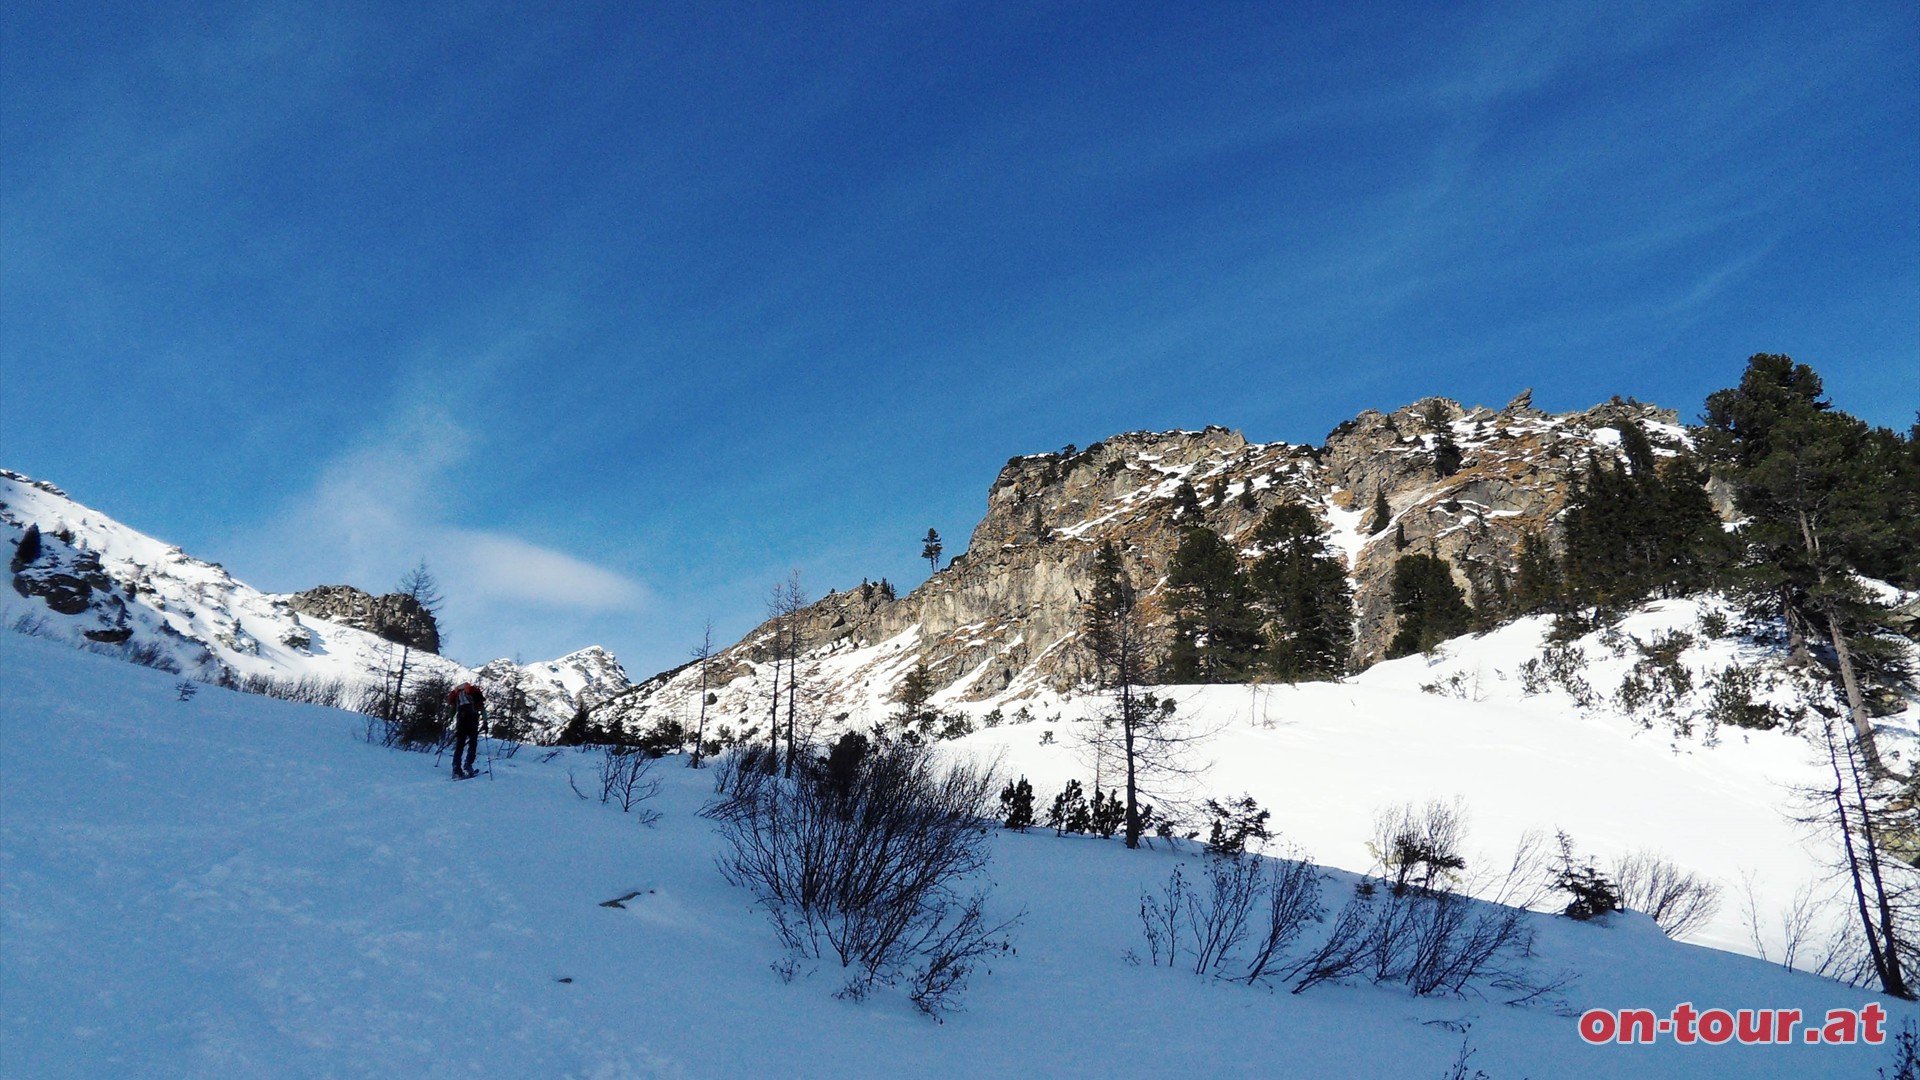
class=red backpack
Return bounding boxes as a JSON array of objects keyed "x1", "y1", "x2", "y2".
[{"x1": 448, "y1": 683, "x2": 484, "y2": 711}]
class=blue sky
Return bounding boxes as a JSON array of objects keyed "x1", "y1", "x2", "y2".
[{"x1": 3, "y1": 1, "x2": 1915, "y2": 675}]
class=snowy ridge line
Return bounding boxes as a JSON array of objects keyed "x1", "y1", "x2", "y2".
[{"x1": 1, "y1": 468, "x2": 630, "y2": 730}]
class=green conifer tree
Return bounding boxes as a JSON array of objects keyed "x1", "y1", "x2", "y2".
[
  {"x1": 1386, "y1": 553, "x2": 1474, "y2": 658},
  {"x1": 1163, "y1": 527, "x2": 1260, "y2": 682},
  {"x1": 1368, "y1": 489, "x2": 1392, "y2": 535},
  {"x1": 1248, "y1": 502, "x2": 1354, "y2": 680},
  {"x1": 1701, "y1": 354, "x2": 1920, "y2": 766}
]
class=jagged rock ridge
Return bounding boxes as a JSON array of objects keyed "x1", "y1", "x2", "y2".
[{"x1": 601, "y1": 395, "x2": 1693, "y2": 738}]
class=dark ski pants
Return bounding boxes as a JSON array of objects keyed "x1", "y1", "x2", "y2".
[{"x1": 452, "y1": 708, "x2": 480, "y2": 774}]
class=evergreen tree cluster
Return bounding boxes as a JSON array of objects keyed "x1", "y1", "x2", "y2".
[
  {"x1": 1487, "y1": 420, "x2": 1734, "y2": 632},
  {"x1": 1385, "y1": 553, "x2": 1473, "y2": 658},
  {"x1": 1161, "y1": 502, "x2": 1354, "y2": 683},
  {"x1": 1699, "y1": 354, "x2": 1919, "y2": 765},
  {"x1": 1557, "y1": 421, "x2": 1733, "y2": 611},
  {"x1": 997, "y1": 776, "x2": 1035, "y2": 830},
  {"x1": 1038, "y1": 778, "x2": 1130, "y2": 839}
]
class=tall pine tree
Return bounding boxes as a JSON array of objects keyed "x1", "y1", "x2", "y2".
[
  {"x1": 1163, "y1": 527, "x2": 1260, "y2": 682},
  {"x1": 1701, "y1": 354, "x2": 1920, "y2": 769},
  {"x1": 1247, "y1": 502, "x2": 1354, "y2": 680},
  {"x1": 1386, "y1": 553, "x2": 1473, "y2": 658}
]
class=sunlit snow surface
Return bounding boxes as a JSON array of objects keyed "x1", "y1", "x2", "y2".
[{"x1": 2, "y1": 633, "x2": 1910, "y2": 1078}]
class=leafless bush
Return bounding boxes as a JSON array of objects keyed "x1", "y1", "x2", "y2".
[
  {"x1": 1810, "y1": 913, "x2": 1878, "y2": 987},
  {"x1": 1239, "y1": 854, "x2": 1324, "y2": 985},
  {"x1": 706, "y1": 744, "x2": 778, "y2": 818},
  {"x1": 1142, "y1": 848, "x2": 1327, "y2": 983},
  {"x1": 1739, "y1": 872, "x2": 1824, "y2": 972},
  {"x1": 1356, "y1": 883, "x2": 1547, "y2": 1001},
  {"x1": 1611, "y1": 851, "x2": 1721, "y2": 939},
  {"x1": 1280, "y1": 877, "x2": 1548, "y2": 1002},
  {"x1": 1140, "y1": 864, "x2": 1188, "y2": 968},
  {"x1": 706, "y1": 739, "x2": 1018, "y2": 1017},
  {"x1": 1438, "y1": 1034, "x2": 1490, "y2": 1080},
  {"x1": 1400, "y1": 895, "x2": 1535, "y2": 998},
  {"x1": 1189, "y1": 854, "x2": 1263, "y2": 975},
  {"x1": 7, "y1": 611, "x2": 51, "y2": 637},
  {"x1": 1469, "y1": 828, "x2": 1557, "y2": 911},
  {"x1": 236, "y1": 672, "x2": 352, "y2": 708},
  {"x1": 1369, "y1": 799, "x2": 1469, "y2": 897},
  {"x1": 598, "y1": 746, "x2": 661, "y2": 819},
  {"x1": 121, "y1": 639, "x2": 180, "y2": 673},
  {"x1": 1285, "y1": 892, "x2": 1376, "y2": 993},
  {"x1": 1367, "y1": 884, "x2": 1425, "y2": 981},
  {"x1": 906, "y1": 892, "x2": 1012, "y2": 1016}
]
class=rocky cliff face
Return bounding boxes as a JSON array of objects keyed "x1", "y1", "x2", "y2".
[
  {"x1": 1326, "y1": 393, "x2": 1688, "y2": 663},
  {"x1": 288, "y1": 585, "x2": 441, "y2": 654},
  {"x1": 604, "y1": 394, "x2": 1694, "y2": 738}
]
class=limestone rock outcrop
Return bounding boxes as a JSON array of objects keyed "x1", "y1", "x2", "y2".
[
  {"x1": 288, "y1": 585, "x2": 441, "y2": 654},
  {"x1": 610, "y1": 395, "x2": 1696, "y2": 734}
]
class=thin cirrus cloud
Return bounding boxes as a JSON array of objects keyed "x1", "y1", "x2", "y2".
[{"x1": 255, "y1": 402, "x2": 647, "y2": 647}]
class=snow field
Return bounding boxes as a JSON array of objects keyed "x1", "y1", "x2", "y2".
[{"x1": 2, "y1": 632, "x2": 1911, "y2": 1078}]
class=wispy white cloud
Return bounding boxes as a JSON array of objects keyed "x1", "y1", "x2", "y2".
[
  {"x1": 243, "y1": 394, "x2": 649, "y2": 661},
  {"x1": 443, "y1": 532, "x2": 644, "y2": 611}
]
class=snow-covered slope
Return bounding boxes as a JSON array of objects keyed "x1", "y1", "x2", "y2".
[
  {"x1": 602, "y1": 592, "x2": 1917, "y2": 970},
  {"x1": 1, "y1": 469, "x2": 630, "y2": 728},
  {"x1": 2, "y1": 631, "x2": 1909, "y2": 1078}
]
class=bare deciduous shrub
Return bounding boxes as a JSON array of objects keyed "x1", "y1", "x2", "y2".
[
  {"x1": 1369, "y1": 799, "x2": 1468, "y2": 897},
  {"x1": 1610, "y1": 851, "x2": 1721, "y2": 939},
  {"x1": 1438, "y1": 1033, "x2": 1491, "y2": 1080},
  {"x1": 1336, "y1": 883, "x2": 1548, "y2": 1001},
  {"x1": 1241, "y1": 854, "x2": 1324, "y2": 985},
  {"x1": 1739, "y1": 871, "x2": 1824, "y2": 972},
  {"x1": 1401, "y1": 895, "x2": 1535, "y2": 998},
  {"x1": 1285, "y1": 892, "x2": 1375, "y2": 993},
  {"x1": 1469, "y1": 828, "x2": 1557, "y2": 911},
  {"x1": 1189, "y1": 854, "x2": 1262, "y2": 975},
  {"x1": 1268, "y1": 812, "x2": 1558, "y2": 1003},
  {"x1": 119, "y1": 639, "x2": 181, "y2": 673},
  {"x1": 236, "y1": 672, "x2": 352, "y2": 708},
  {"x1": 1142, "y1": 847, "x2": 1326, "y2": 984},
  {"x1": 1140, "y1": 864, "x2": 1187, "y2": 968},
  {"x1": 597, "y1": 745, "x2": 661, "y2": 821},
  {"x1": 705, "y1": 740, "x2": 1019, "y2": 1018}
]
